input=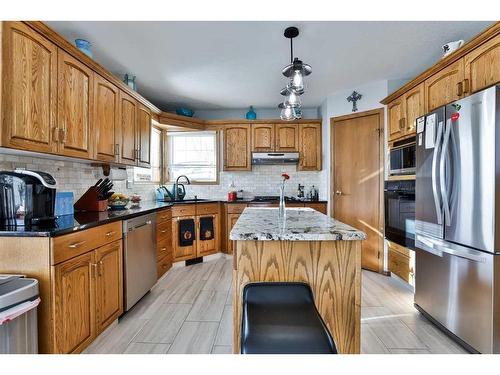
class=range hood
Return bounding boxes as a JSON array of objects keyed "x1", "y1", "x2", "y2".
[{"x1": 251, "y1": 152, "x2": 299, "y2": 165}]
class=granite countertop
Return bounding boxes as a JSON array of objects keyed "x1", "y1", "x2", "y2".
[
  {"x1": 229, "y1": 207, "x2": 366, "y2": 241},
  {"x1": 0, "y1": 201, "x2": 173, "y2": 238}
]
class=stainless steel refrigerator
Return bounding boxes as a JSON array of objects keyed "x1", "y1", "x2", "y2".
[{"x1": 414, "y1": 85, "x2": 500, "y2": 353}]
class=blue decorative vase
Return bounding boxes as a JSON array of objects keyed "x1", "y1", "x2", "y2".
[
  {"x1": 75, "y1": 39, "x2": 92, "y2": 58},
  {"x1": 245, "y1": 106, "x2": 257, "y2": 120},
  {"x1": 123, "y1": 74, "x2": 137, "y2": 91}
]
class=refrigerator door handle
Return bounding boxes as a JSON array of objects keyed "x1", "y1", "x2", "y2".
[
  {"x1": 433, "y1": 243, "x2": 487, "y2": 263},
  {"x1": 431, "y1": 121, "x2": 444, "y2": 225},
  {"x1": 440, "y1": 119, "x2": 452, "y2": 226}
]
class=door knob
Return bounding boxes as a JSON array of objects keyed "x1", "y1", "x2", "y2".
[{"x1": 335, "y1": 190, "x2": 343, "y2": 196}]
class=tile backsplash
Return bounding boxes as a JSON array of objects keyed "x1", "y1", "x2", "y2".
[{"x1": 0, "y1": 153, "x2": 327, "y2": 202}]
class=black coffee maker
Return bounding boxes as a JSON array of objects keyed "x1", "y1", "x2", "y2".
[{"x1": 0, "y1": 169, "x2": 57, "y2": 227}]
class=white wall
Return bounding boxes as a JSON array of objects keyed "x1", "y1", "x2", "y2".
[{"x1": 193, "y1": 107, "x2": 320, "y2": 120}]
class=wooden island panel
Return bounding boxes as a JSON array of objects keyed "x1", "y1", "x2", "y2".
[{"x1": 232, "y1": 239, "x2": 362, "y2": 354}]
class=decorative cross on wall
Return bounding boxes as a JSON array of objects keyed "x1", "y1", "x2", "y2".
[{"x1": 347, "y1": 91, "x2": 362, "y2": 112}]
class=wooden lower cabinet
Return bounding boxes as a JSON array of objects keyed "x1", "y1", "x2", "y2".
[
  {"x1": 226, "y1": 213, "x2": 241, "y2": 255},
  {"x1": 387, "y1": 241, "x2": 415, "y2": 286},
  {"x1": 307, "y1": 202, "x2": 328, "y2": 214},
  {"x1": 156, "y1": 209, "x2": 173, "y2": 279},
  {"x1": 53, "y1": 251, "x2": 96, "y2": 354},
  {"x1": 197, "y1": 213, "x2": 219, "y2": 257},
  {"x1": 172, "y1": 215, "x2": 197, "y2": 262},
  {"x1": 53, "y1": 238, "x2": 123, "y2": 353},
  {"x1": 95, "y1": 241, "x2": 123, "y2": 334}
]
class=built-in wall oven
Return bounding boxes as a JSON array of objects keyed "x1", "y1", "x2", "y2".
[
  {"x1": 389, "y1": 137, "x2": 416, "y2": 176},
  {"x1": 384, "y1": 179, "x2": 415, "y2": 249}
]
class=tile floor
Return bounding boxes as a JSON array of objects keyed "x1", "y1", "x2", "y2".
[{"x1": 83, "y1": 256, "x2": 468, "y2": 354}]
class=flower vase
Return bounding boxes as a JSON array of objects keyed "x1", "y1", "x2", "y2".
[{"x1": 279, "y1": 184, "x2": 286, "y2": 219}]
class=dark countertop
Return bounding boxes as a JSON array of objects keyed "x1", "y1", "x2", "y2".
[
  {"x1": 0, "y1": 201, "x2": 173, "y2": 238},
  {"x1": 0, "y1": 198, "x2": 327, "y2": 238}
]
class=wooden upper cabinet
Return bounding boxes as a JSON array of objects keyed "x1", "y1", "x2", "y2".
[
  {"x1": 403, "y1": 83, "x2": 425, "y2": 134},
  {"x1": 251, "y1": 124, "x2": 274, "y2": 152},
  {"x1": 53, "y1": 251, "x2": 95, "y2": 354},
  {"x1": 463, "y1": 34, "x2": 500, "y2": 95},
  {"x1": 224, "y1": 124, "x2": 251, "y2": 170},
  {"x1": 94, "y1": 75, "x2": 120, "y2": 162},
  {"x1": 1, "y1": 22, "x2": 58, "y2": 153},
  {"x1": 119, "y1": 91, "x2": 137, "y2": 165},
  {"x1": 298, "y1": 123, "x2": 322, "y2": 171},
  {"x1": 95, "y1": 240, "x2": 123, "y2": 334},
  {"x1": 137, "y1": 104, "x2": 152, "y2": 167},
  {"x1": 275, "y1": 124, "x2": 298, "y2": 151},
  {"x1": 388, "y1": 97, "x2": 405, "y2": 141},
  {"x1": 57, "y1": 50, "x2": 94, "y2": 158},
  {"x1": 425, "y1": 59, "x2": 465, "y2": 112}
]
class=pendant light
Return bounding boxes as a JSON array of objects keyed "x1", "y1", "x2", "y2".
[{"x1": 278, "y1": 27, "x2": 311, "y2": 121}]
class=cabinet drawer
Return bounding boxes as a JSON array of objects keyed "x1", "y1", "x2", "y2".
[
  {"x1": 156, "y1": 220, "x2": 172, "y2": 242},
  {"x1": 157, "y1": 253, "x2": 172, "y2": 279},
  {"x1": 196, "y1": 203, "x2": 219, "y2": 215},
  {"x1": 157, "y1": 237, "x2": 171, "y2": 259},
  {"x1": 156, "y1": 208, "x2": 172, "y2": 223},
  {"x1": 388, "y1": 249, "x2": 414, "y2": 284},
  {"x1": 52, "y1": 221, "x2": 122, "y2": 265},
  {"x1": 226, "y1": 203, "x2": 247, "y2": 214},
  {"x1": 172, "y1": 204, "x2": 196, "y2": 217}
]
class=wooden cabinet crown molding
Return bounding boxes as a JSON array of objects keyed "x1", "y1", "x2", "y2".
[{"x1": 381, "y1": 21, "x2": 500, "y2": 105}]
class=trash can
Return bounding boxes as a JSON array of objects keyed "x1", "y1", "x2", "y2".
[{"x1": 0, "y1": 275, "x2": 40, "y2": 354}]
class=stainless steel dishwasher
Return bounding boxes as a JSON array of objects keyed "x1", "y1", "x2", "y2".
[{"x1": 123, "y1": 213, "x2": 157, "y2": 311}]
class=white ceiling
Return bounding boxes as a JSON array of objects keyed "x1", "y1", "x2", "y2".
[{"x1": 47, "y1": 21, "x2": 492, "y2": 110}]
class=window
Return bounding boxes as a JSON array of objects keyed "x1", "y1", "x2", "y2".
[
  {"x1": 167, "y1": 131, "x2": 218, "y2": 183},
  {"x1": 133, "y1": 127, "x2": 162, "y2": 183}
]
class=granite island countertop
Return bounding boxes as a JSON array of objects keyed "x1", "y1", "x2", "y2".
[{"x1": 229, "y1": 207, "x2": 366, "y2": 241}]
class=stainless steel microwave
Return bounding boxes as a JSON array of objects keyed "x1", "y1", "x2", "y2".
[{"x1": 389, "y1": 137, "x2": 416, "y2": 176}]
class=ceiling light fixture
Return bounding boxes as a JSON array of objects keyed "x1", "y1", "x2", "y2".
[{"x1": 278, "y1": 27, "x2": 312, "y2": 121}]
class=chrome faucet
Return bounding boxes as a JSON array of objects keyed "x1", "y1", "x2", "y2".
[{"x1": 173, "y1": 175, "x2": 191, "y2": 201}]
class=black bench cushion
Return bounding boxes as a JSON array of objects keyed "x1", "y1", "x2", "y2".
[{"x1": 241, "y1": 282, "x2": 337, "y2": 354}]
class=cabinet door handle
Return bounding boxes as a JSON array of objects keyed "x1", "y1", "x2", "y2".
[
  {"x1": 98, "y1": 261, "x2": 103, "y2": 277},
  {"x1": 160, "y1": 229, "x2": 167, "y2": 234},
  {"x1": 105, "y1": 231, "x2": 116, "y2": 237},
  {"x1": 160, "y1": 247, "x2": 167, "y2": 252},
  {"x1": 114, "y1": 144, "x2": 120, "y2": 156},
  {"x1": 68, "y1": 240, "x2": 86, "y2": 249},
  {"x1": 463, "y1": 79, "x2": 470, "y2": 94},
  {"x1": 457, "y1": 81, "x2": 464, "y2": 96}
]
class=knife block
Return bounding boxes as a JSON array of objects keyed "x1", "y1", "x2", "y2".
[{"x1": 74, "y1": 187, "x2": 108, "y2": 212}]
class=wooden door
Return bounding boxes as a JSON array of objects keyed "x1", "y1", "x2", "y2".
[
  {"x1": 1, "y1": 22, "x2": 58, "y2": 153},
  {"x1": 275, "y1": 124, "x2": 298, "y2": 151},
  {"x1": 403, "y1": 83, "x2": 424, "y2": 134},
  {"x1": 197, "y1": 214, "x2": 219, "y2": 257},
  {"x1": 463, "y1": 34, "x2": 500, "y2": 95},
  {"x1": 119, "y1": 91, "x2": 137, "y2": 165},
  {"x1": 53, "y1": 251, "x2": 95, "y2": 353},
  {"x1": 226, "y1": 213, "x2": 241, "y2": 254},
  {"x1": 224, "y1": 124, "x2": 251, "y2": 170},
  {"x1": 172, "y1": 216, "x2": 197, "y2": 261},
  {"x1": 387, "y1": 97, "x2": 405, "y2": 141},
  {"x1": 298, "y1": 123, "x2": 321, "y2": 171},
  {"x1": 57, "y1": 51, "x2": 94, "y2": 158},
  {"x1": 137, "y1": 104, "x2": 152, "y2": 167},
  {"x1": 425, "y1": 59, "x2": 465, "y2": 111},
  {"x1": 94, "y1": 75, "x2": 120, "y2": 162},
  {"x1": 252, "y1": 124, "x2": 274, "y2": 151},
  {"x1": 95, "y1": 240, "x2": 123, "y2": 334},
  {"x1": 331, "y1": 109, "x2": 384, "y2": 272}
]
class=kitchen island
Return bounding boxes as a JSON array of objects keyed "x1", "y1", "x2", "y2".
[{"x1": 230, "y1": 207, "x2": 366, "y2": 354}]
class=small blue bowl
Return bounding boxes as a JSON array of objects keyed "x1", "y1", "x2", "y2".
[{"x1": 176, "y1": 108, "x2": 194, "y2": 117}]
